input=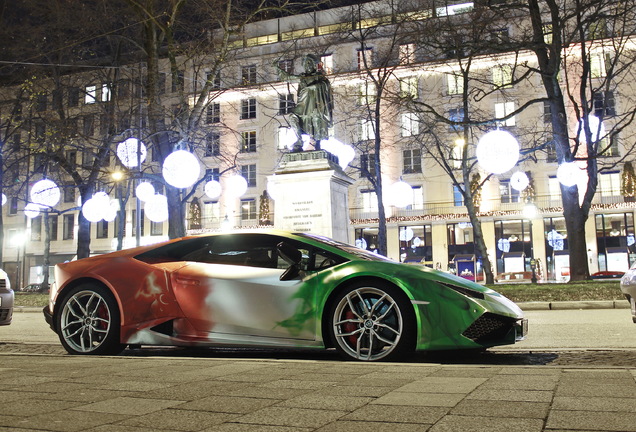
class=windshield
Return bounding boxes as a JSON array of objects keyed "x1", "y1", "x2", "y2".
[{"x1": 295, "y1": 233, "x2": 395, "y2": 262}]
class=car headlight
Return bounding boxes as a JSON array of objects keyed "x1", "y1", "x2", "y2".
[{"x1": 437, "y1": 281, "x2": 485, "y2": 300}]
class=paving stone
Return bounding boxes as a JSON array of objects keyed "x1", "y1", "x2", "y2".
[
  {"x1": 372, "y1": 391, "x2": 465, "y2": 407},
  {"x1": 429, "y1": 414, "x2": 544, "y2": 432},
  {"x1": 176, "y1": 395, "x2": 280, "y2": 414},
  {"x1": 451, "y1": 399, "x2": 550, "y2": 418},
  {"x1": 315, "y1": 420, "x2": 425, "y2": 432},
  {"x1": 203, "y1": 424, "x2": 312, "y2": 432},
  {"x1": 343, "y1": 404, "x2": 448, "y2": 424},
  {"x1": 466, "y1": 388, "x2": 553, "y2": 402},
  {"x1": 117, "y1": 408, "x2": 237, "y2": 431},
  {"x1": 234, "y1": 407, "x2": 346, "y2": 428},
  {"x1": 552, "y1": 396, "x2": 636, "y2": 412},
  {"x1": 72, "y1": 396, "x2": 185, "y2": 415},
  {"x1": 397, "y1": 377, "x2": 486, "y2": 393},
  {"x1": 547, "y1": 410, "x2": 636, "y2": 431},
  {"x1": 477, "y1": 374, "x2": 558, "y2": 391}
]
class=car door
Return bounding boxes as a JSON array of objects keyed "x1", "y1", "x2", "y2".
[{"x1": 172, "y1": 233, "x2": 317, "y2": 341}]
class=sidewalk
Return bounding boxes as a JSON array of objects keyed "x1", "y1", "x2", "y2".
[{"x1": 1, "y1": 353, "x2": 636, "y2": 431}]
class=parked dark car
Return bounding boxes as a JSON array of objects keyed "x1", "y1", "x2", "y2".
[{"x1": 0, "y1": 269, "x2": 14, "y2": 325}]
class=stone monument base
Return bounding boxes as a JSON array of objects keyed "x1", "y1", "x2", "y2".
[{"x1": 268, "y1": 151, "x2": 354, "y2": 243}]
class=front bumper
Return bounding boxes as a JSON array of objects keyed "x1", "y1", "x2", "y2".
[{"x1": 0, "y1": 290, "x2": 14, "y2": 326}]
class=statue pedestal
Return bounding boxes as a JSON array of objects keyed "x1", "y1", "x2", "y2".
[{"x1": 268, "y1": 151, "x2": 354, "y2": 243}]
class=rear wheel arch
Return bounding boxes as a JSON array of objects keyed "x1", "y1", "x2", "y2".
[{"x1": 53, "y1": 278, "x2": 119, "y2": 330}]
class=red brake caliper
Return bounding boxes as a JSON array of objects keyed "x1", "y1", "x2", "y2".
[{"x1": 343, "y1": 310, "x2": 358, "y2": 345}]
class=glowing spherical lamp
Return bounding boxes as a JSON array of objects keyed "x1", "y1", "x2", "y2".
[
  {"x1": 204, "y1": 180, "x2": 222, "y2": 199},
  {"x1": 267, "y1": 181, "x2": 280, "y2": 201},
  {"x1": 81, "y1": 198, "x2": 104, "y2": 222},
  {"x1": 31, "y1": 179, "x2": 60, "y2": 207},
  {"x1": 557, "y1": 162, "x2": 582, "y2": 187},
  {"x1": 162, "y1": 150, "x2": 201, "y2": 189},
  {"x1": 117, "y1": 137, "x2": 147, "y2": 168},
  {"x1": 510, "y1": 171, "x2": 529, "y2": 191},
  {"x1": 388, "y1": 181, "x2": 413, "y2": 208},
  {"x1": 24, "y1": 203, "x2": 41, "y2": 219},
  {"x1": 476, "y1": 130, "x2": 519, "y2": 174},
  {"x1": 578, "y1": 115, "x2": 605, "y2": 143},
  {"x1": 103, "y1": 200, "x2": 119, "y2": 222},
  {"x1": 136, "y1": 182, "x2": 155, "y2": 202},
  {"x1": 145, "y1": 194, "x2": 169, "y2": 222},
  {"x1": 226, "y1": 174, "x2": 248, "y2": 197}
]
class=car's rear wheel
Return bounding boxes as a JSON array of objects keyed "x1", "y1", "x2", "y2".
[
  {"x1": 329, "y1": 282, "x2": 415, "y2": 361},
  {"x1": 57, "y1": 284, "x2": 125, "y2": 355}
]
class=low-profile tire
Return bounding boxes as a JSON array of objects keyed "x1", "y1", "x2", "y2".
[
  {"x1": 328, "y1": 281, "x2": 416, "y2": 361},
  {"x1": 56, "y1": 284, "x2": 125, "y2": 355}
]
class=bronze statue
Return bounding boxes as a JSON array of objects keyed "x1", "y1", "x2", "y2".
[{"x1": 275, "y1": 54, "x2": 334, "y2": 152}]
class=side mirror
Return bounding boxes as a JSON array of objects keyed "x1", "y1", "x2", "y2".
[{"x1": 277, "y1": 242, "x2": 302, "y2": 281}]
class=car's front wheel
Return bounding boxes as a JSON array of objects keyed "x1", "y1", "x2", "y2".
[
  {"x1": 56, "y1": 284, "x2": 125, "y2": 355},
  {"x1": 329, "y1": 282, "x2": 415, "y2": 361}
]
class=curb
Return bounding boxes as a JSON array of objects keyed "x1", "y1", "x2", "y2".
[{"x1": 518, "y1": 300, "x2": 630, "y2": 311}]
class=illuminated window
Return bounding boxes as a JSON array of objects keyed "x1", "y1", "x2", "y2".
[
  {"x1": 453, "y1": 185, "x2": 464, "y2": 206},
  {"x1": 400, "y1": 113, "x2": 419, "y2": 137},
  {"x1": 241, "y1": 164, "x2": 257, "y2": 187},
  {"x1": 278, "y1": 94, "x2": 295, "y2": 115},
  {"x1": 590, "y1": 53, "x2": 608, "y2": 78},
  {"x1": 399, "y1": 76, "x2": 418, "y2": 98},
  {"x1": 241, "y1": 199, "x2": 257, "y2": 220},
  {"x1": 359, "y1": 119, "x2": 375, "y2": 141},
  {"x1": 599, "y1": 171, "x2": 621, "y2": 196},
  {"x1": 493, "y1": 65, "x2": 513, "y2": 88},
  {"x1": 241, "y1": 65, "x2": 257, "y2": 85},
  {"x1": 101, "y1": 83, "x2": 111, "y2": 102},
  {"x1": 206, "y1": 103, "x2": 220, "y2": 124},
  {"x1": 205, "y1": 133, "x2": 220, "y2": 157},
  {"x1": 500, "y1": 179, "x2": 521, "y2": 203},
  {"x1": 321, "y1": 54, "x2": 333, "y2": 74},
  {"x1": 361, "y1": 189, "x2": 378, "y2": 211},
  {"x1": 359, "y1": 81, "x2": 376, "y2": 105},
  {"x1": 85, "y1": 85, "x2": 97, "y2": 104},
  {"x1": 241, "y1": 131, "x2": 257, "y2": 153},
  {"x1": 447, "y1": 73, "x2": 463, "y2": 95},
  {"x1": 543, "y1": 24, "x2": 553, "y2": 44},
  {"x1": 495, "y1": 102, "x2": 516, "y2": 127}
]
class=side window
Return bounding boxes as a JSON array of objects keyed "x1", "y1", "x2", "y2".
[{"x1": 313, "y1": 249, "x2": 342, "y2": 270}]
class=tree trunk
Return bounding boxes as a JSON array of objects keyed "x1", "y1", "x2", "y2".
[{"x1": 42, "y1": 211, "x2": 51, "y2": 291}]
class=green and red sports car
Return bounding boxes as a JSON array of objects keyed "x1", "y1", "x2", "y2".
[{"x1": 44, "y1": 230, "x2": 527, "y2": 361}]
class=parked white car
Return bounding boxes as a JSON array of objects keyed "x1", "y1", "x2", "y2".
[{"x1": 0, "y1": 269, "x2": 14, "y2": 325}]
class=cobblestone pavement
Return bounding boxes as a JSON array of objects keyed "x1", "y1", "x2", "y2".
[
  {"x1": 2, "y1": 350, "x2": 636, "y2": 432},
  {"x1": 2, "y1": 341, "x2": 636, "y2": 367}
]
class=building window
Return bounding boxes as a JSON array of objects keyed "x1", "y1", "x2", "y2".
[
  {"x1": 83, "y1": 115, "x2": 95, "y2": 136},
  {"x1": 599, "y1": 136, "x2": 619, "y2": 157},
  {"x1": 594, "y1": 91, "x2": 616, "y2": 117},
  {"x1": 590, "y1": 53, "x2": 608, "y2": 78},
  {"x1": 49, "y1": 215, "x2": 58, "y2": 241},
  {"x1": 321, "y1": 54, "x2": 333, "y2": 74},
  {"x1": 543, "y1": 23, "x2": 553, "y2": 44},
  {"x1": 357, "y1": 47, "x2": 373, "y2": 70},
  {"x1": 543, "y1": 101, "x2": 552, "y2": 123},
  {"x1": 68, "y1": 87, "x2": 80, "y2": 107},
  {"x1": 492, "y1": 65, "x2": 513, "y2": 88},
  {"x1": 206, "y1": 103, "x2": 220, "y2": 124},
  {"x1": 63, "y1": 184, "x2": 76, "y2": 203},
  {"x1": 359, "y1": 119, "x2": 375, "y2": 141},
  {"x1": 36, "y1": 94, "x2": 47, "y2": 112},
  {"x1": 31, "y1": 216, "x2": 42, "y2": 241},
  {"x1": 403, "y1": 149, "x2": 422, "y2": 174},
  {"x1": 241, "y1": 65, "x2": 257, "y2": 85},
  {"x1": 546, "y1": 141, "x2": 557, "y2": 162},
  {"x1": 360, "y1": 153, "x2": 377, "y2": 178},
  {"x1": 361, "y1": 189, "x2": 378, "y2": 212},
  {"x1": 205, "y1": 133, "x2": 221, "y2": 157},
  {"x1": 9, "y1": 197, "x2": 18, "y2": 215},
  {"x1": 278, "y1": 94, "x2": 295, "y2": 115},
  {"x1": 240, "y1": 98, "x2": 257, "y2": 119},
  {"x1": 205, "y1": 168, "x2": 220, "y2": 182},
  {"x1": 241, "y1": 199, "x2": 257, "y2": 220},
  {"x1": 447, "y1": 73, "x2": 463, "y2": 95},
  {"x1": 208, "y1": 71, "x2": 221, "y2": 89},
  {"x1": 406, "y1": 186, "x2": 424, "y2": 210},
  {"x1": 101, "y1": 83, "x2": 111, "y2": 102},
  {"x1": 495, "y1": 102, "x2": 516, "y2": 127},
  {"x1": 453, "y1": 185, "x2": 464, "y2": 206},
  {"x1": 277, "y1": 127, "x2": 296, "y2": 150},
  {"x1": 63, "y1": 214, "x2": 75, "y2": 240},
  {"x1": 96, "y1": 220, "x2": 109, "y2": 239},
  {"x1": 399, "y1": 76, "x2": 418, "y2": 99},
  {"x1": 241, "y1": 164, "x2": 257, "y2": 187},
  {"x1": 34, "y1": 122, "x2": 46, "y2": 142},
  {"x1": 400, "y1": 113, "x2": 419, "y2": 137},
  {"x1": 548, "y1": 176, "x2": 561, "y2": 200},
  {"x1": 399, "y1": 43, "x2": 416, "y2": 64},
  {"x1": 241, "y1": 131, "x2": 257, "y2": 153},
  {"x1": 500, "y1": 179, "x2": 521, "y2": 203},
  {"x1": 449, "y1": 108, "x2": 465, "y2": 131},
  {"x1": 278, "y1": 59, "x2": 294, "y2": 75},
  {"x1": 85, "y1": 85, "x2": 97, "y2": 104},
  {"x1": 490, "y1": 28, "x2": 510, "y2": 43},
  {"x1": 150, "y1": 221, "x2": 163, "y2": 236},
  {"x1": 358, "y1": 82, "x2": 376, "y2": 105},
  {"x1": 132, "y1": 209, "x2": 144, "y2": 237},
  {"x1": 599, "y1": 171, "x2": 621, "y2": 197},
  {"x1": 172, "y1": 70, "x2": 185, "y2": 92}
]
